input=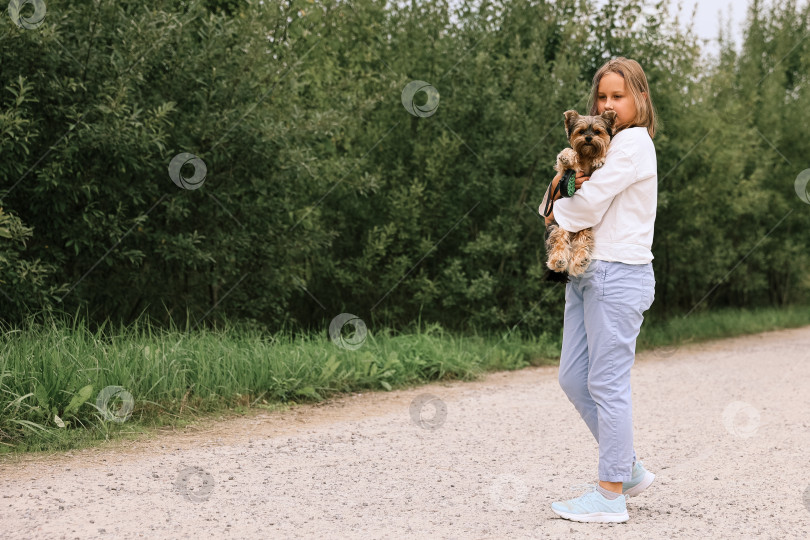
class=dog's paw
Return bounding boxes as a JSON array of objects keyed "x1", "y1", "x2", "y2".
[
  {"x1": 555, "y1": 147, "x2": 578, "y2": 172},
  {"x1": 567, "y1": 237, "x2": 593, "y2": 277},
  {"x1": 567, "y1": 254, "x2": 591, "y2": 277},
  {"x1": 547, "y1": 241, "x2": 572, "y2": 273},
  {"x1": 548, "y1": 254, "x2": 570, "y2": 273}
]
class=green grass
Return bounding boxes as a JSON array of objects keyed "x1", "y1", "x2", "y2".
[
  {"x1": 2, "y1": 304, "x2": 809, "y2": 455},
  {"x1": 0, "y1": 315, "x2": 558, "y2": 455},
  {"x1": 636, "y1": 304, "x2": 810, "y2": 352}
]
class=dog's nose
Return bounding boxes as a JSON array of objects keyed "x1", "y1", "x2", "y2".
[{"x1": 585, "y1": 136, "x2": 592, "y2": 142}]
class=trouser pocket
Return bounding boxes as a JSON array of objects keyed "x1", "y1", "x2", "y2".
[
  {"x1": 640, "y1": 268, "x2": 655, "y2": 313},
  {"x1": 598, "y1": 261, "x2": 653, "y2": 313}
]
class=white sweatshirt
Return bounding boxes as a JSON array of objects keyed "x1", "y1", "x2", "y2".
[{"x1": 541, "y1": 126, "x2": 657, "y2": 264}]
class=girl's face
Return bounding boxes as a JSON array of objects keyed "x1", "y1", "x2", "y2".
[{"x1": 596, "y1": 72, "x2": 643, "y2": 130}]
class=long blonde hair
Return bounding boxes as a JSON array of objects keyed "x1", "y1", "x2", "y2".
[{"x1": 587, "y1": 57, "x2": 659, "y2": 139}]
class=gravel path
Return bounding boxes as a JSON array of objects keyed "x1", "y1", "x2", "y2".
[{"x1": 2, "y1": 325, "x2": 810, "y2": 539}]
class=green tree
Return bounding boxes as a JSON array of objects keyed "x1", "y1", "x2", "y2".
[{"x1": 1, "y1": 0, "x2": 808, "y2": 336}]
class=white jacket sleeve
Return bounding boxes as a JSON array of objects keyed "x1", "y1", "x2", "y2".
[{"x1": 550, "y1": 147, "x2": 641, "y2": 233}]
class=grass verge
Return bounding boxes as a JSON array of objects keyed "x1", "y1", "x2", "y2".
[{"x1": 2, "y1": 304, "x2": 809, "y2": 455}]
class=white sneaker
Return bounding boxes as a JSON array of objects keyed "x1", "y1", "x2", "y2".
[
  {"x1": 622, "y1": 460, "x2": 656, "y2": 497},
  {"x1": 551, "y1": 484, "x2": 629, "y2": 523}
]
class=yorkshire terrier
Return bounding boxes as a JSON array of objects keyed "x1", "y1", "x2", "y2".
[{"x1": 544, "y1": 109, "x2": 617, "y2": 279}]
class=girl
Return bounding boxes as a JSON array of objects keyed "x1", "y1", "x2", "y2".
[{"x1": 543, "y1": 57, "x2": 659, "y2": 523}]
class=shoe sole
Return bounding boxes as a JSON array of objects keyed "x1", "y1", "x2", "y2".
[
  {"x1": 623, "y1": 470, "x2": 655, "y2": 498},
  {"x1": 551, "y1": 508, "x2": 629, "y2": 523}
]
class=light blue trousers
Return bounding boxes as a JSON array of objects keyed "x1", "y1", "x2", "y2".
[{"x1": 558, "y1": 259, "x2": 655, "y2": 482}]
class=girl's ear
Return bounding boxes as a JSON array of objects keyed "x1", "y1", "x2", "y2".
[{"x1": 563, "y1": 110, "x2": 579, "y2": 138}]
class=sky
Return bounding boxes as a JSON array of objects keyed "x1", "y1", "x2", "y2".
[
  {"x1": 434, "y1": 0, "x2": 810, "y2": 60},
  {"x1": 437, "y1": 0, "x2": 756, "y2": 59},
  {"x1": 596, "y1": 0, "x2": 749, "y2": 59},
  {"x1": 657, "y1": 0, "x2": 750, "y2": 56}
]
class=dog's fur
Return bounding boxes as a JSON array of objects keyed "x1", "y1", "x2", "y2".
[{"x1": 545, "y1": 110, "x2": 617, "y2": 278}]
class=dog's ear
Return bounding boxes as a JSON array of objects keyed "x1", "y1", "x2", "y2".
[
  {"x1": 600, "y1": 110, "x2": 618, "y2": 126},
  {"x1": 563, "y1": 110, "x2": 579, "y2": 138},
  {"x1": 600, "y1": 110, "x2": 618, "y2": 137}
]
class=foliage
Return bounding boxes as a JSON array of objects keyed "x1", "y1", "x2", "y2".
[{"x1": 0, "y1": 0, "x2": 808, "y2": 336}]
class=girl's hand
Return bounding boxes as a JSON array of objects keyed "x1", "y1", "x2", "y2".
[{"x1": 575, "y1": 170, "x2": 591, "y2": 189}]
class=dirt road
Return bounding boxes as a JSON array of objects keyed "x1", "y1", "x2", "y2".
[{"x1": 2, "y1": 326, "x2": 810, "y2": 539}]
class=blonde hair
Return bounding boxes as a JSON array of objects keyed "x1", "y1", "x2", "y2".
[{"x1": 587, "y1": 57, "x2": 659, "y2": 139}]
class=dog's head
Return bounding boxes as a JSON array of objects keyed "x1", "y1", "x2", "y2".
[{"x1": 562, "y1": 110, "x2": 617, "y2": 160}]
